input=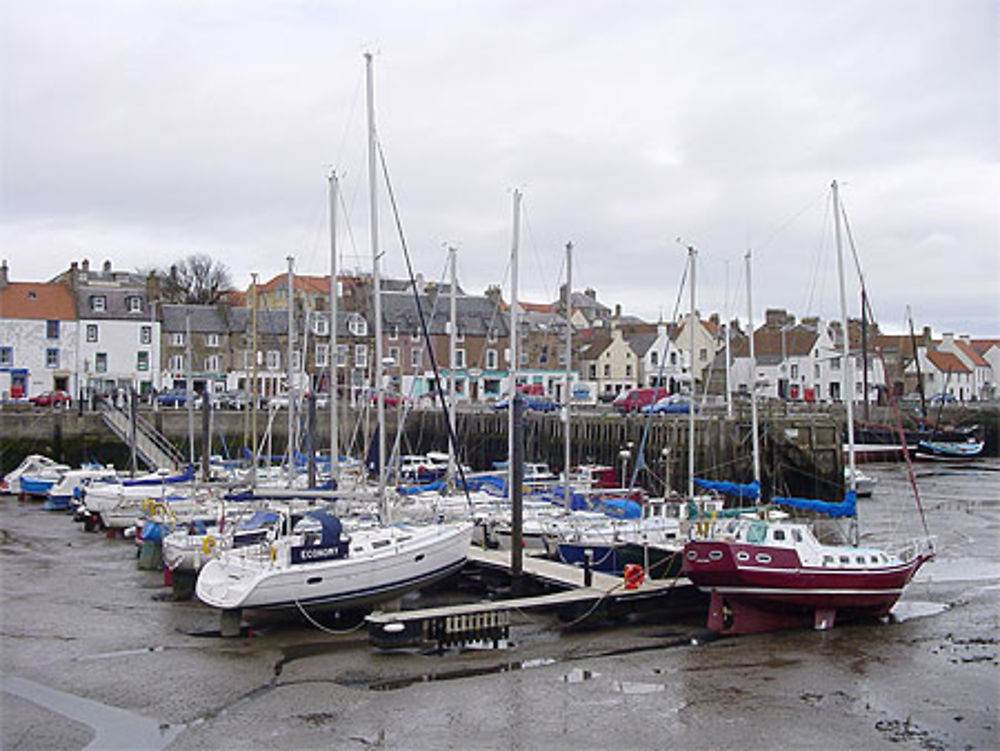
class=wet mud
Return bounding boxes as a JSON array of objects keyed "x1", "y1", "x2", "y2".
[{"x1": 1, "y1": 461, "x2": 998, "y2": 749}]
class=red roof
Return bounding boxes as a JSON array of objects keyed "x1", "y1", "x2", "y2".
[
  {"x1": 954, "y1": 340, "x2": 988, "y2": 367},
  {"x1": 0, "y1": 282, "x2": 77, "y2": 320},
  {"x1": 926, "y1": 350, "x2": 970, "y2": 374}
]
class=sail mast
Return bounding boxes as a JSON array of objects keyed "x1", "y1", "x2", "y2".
[
  {"x1": 285, "y1": 255, "x2": 295, "y2": 488},
  {"x1": 448, "y1": 245, "x2": 458, "y2": 488},
  {"x1": 563, "y1": 241, "x2": 573, "y2": 511},
  {"x1": 746, "y1": 250, "x2": 761, "y2": 489},
  {"x1": 833, "y1": 180, "x2": 859, "y2": 546},
  {"x1": 328, "y1": 171, "x2": 339, "y2": 484},
  {"x1": 687, "y1": 245, "x2": 696, "y2": 503},
  {"x1": 508, "y1": 190, "x2": 521, "y2": 498},
  {"x1": 365, "y1": 52, "x2": 387, "y2": 516}
]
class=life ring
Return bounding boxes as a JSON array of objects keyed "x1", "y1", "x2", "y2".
[{"x1": 201, "y1": 535, "x2": 217, "y2": 555}]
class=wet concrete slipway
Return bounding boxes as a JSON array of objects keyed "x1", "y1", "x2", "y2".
[{"x1": 1, "y1": 461, "x2": 998, "y2": 750}]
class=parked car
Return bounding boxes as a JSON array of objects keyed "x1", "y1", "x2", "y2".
[
  {"x1": 597, "y1": 390, "x2": 618, "y2": 404},
  {"x1": 369, "y1": 391, "x2": 410, "y2": 408},
  {"x1": 641, "y1": 394, "x2": 699, "y2": 414},
  {"x1": 612, "y1": 387, "x2": 669, "y2": 414},
  {"x1": 29, "y1": 390, "x2": 72, "y2": 407},
  {"x1": 928, "y1": 392, "x2": 957, "y2": 405},
  {"x1": 155, "y1": 388, "x2": 195, "y2": 407},
  {"x1": 493, "y1": 394, "x2": 560, "y2": 413}
]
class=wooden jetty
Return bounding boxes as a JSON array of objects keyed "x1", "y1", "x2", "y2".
[{"x1": 365, "y1": 547, "x2": 696, "y2": 650}]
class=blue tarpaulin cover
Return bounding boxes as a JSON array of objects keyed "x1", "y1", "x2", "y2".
[
  {"x1": 693, "y1": 478, "x2": 761, "y2": 499},
  {"x1": 774, "y1": 490, "x2": 857, "y2": 518}
]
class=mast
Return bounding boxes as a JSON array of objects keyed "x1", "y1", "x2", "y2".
[
  {"x1": 250, "y1": 273, "x2": 259, "y2": 487},
  {"x1": 907, "y1": 307, "x2": 927, "y2": 418},
  {"x1": 508, "y1": 189, "x2": 522, "y2": 497},
  {"x1": 832, "y1": 179, "x2": 859, "y2": 546},
  {"x1": 328, "y1": 172, "x2": 340, "y2": 484},
  {"x1": 286, "y1": 255, "x2": 295, "y2": 488},
  {"x1": 185, "y1": 309, "x2": 194, "y2": 468},
  {"x1": 563, "y1": 241, "x2": 573, "y2": 511},
  {"x1": 448, "y1": 245, "x2": 458, "y2": 488},
  {"x1": 724, "y1": 259, "x2": 733, "y2": 419},
  {"x1": 687, "y1": 245, "x2": 696, "y2": 503},
  {"x1": 365, "y1": 51, "x2": 387, "y2": 516},
  {"x1": 746, "y1": 250, "x2": 761, "y2": 490},
  {"x1": 861, "y1": 287, "x2": 870, "y2": 421}
]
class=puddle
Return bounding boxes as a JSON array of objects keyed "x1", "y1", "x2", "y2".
[
  {"x1": 76, "y1": 646, "x2": 167, "y2": 661},
  {"x1": 613, "y1": 680, "x2": 665, "y2": 695},
  {"x1": 890, "y1": 601, "x2": 950, "y2": 622},
  {"x1": 2, "y1": 675, "x2": 183, "y2": 750},
  {"x1": 913, "y1": 559, "x2": 1000, "y2": 584}
]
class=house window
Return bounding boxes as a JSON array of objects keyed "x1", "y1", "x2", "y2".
[
  {"x1": 625, "y1": 364, "x2": 633, "y2": 378},
  {"x1": 454, "y1": 349, "x2": 466, "y2": 368},
  {"x1": 137, "y1": 351, "x2": 149, "y2": 371},
  {"x1": 312, "y1": 314, "x2": 329, "y2": 337},
  {"x1": 127, "y1": 296, "x2": 143, "y2": 313},
  {"x1": 650, "y1": 351, "x2": 658, "y2": 367},
  {"x1": 46, "y1": 348, "x2": 59, "y2": 368},
  {"x1": 814, "y1": 363, "x2": 821, "y2": 378},
  {"x1": 670, "y1": 352, "x2": 678, "y2": 365},
  {"x1": 411, "y1": 329, "x2": 421, "y2": 342},
  {"x1": 170, "y1": 333, "x2": 185, "y2": 347},
  {"x1": 95, "y1": 353, "x2": 107, "y2": 372},
  {"x1": 831, "y1": 357, "x2": 841, "y2": 371},
  {"x1": 791, "y1": 364, "x2": 799, "y2": 379},
  {"x1": 603, "y1": 364, "x2": 611, "y2": 378},
  {"x1": 0, "y1": 347, "x2": 12, "y2": 366},
  {"x1": 205, "y1": 355, "x2": 221, "y2": 372},
  {"x1": 389, "y1": 325, "x2": 398, "y2": 341},
  {"x1": 86, "y1": 324, "x2": 99, "y2": 343},
  {"x1": 266, "y1": 350, "x2": 280, "y2": 371},
  {"x1": 315, "y1": 344, "x2": 329, "y2": 368},
  {"x1": 699, "y1": 348, "x2": 708, "y2": 362},
  {"x1": 456, "y1": 327, "x2": 465, "y2": 343},
  {"x1": 487, "y1": 329, "x2": 498, "y2": 344},
  {"x1": 291, "y1": 351, "x2": 301, "y2": 371},
  {"x1": 168, "y1": 354, "x2": 184, "y2": 371},
  {"x1": 336, "y1": 344, "x2": 347, "y2": 367},
  {"x1": 410, "y1": 347, "x2": 422, "y2": 369},
  {"x1": 46, "y1": 320, "x2": 60, "y2": 339},
  {"x1": 355, "y1": 344, "x2": 368, "y2": 369},
  {"x1": 348, "y1": 315, "x2": 367, "y2": 337},
  {"x1": 486, "y1": 349, "x2": 498, "y2": 370},
  {"x1": 89, "y1": 295, "x2": 107, "y2": 312},
  {"x1": 204, "y1": 333, "x2": 220, "y2": 348},
  {"x1": 589, "y1": 364, "x2": 597, "y2": 379},
  {"x1": 388, "y1": 346, "x2": 400, "y2": 365},
  {"x1": 140, "y1": 326, "x2": 152, "y2": 345}
]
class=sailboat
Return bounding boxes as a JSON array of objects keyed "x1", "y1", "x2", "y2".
[
  {"x1": 682, "y1": 182, "x2": 934, "y2": 634},
  {"x1": 196, "y1": 53, "x2": 472, "y2": 615}
]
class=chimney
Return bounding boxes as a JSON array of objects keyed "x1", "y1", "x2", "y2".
[
  {"x1": 82, "y1": 258, "x2": 90, "y2": 273},
  {"x1": 942, "y1": 332, "x2": 955, "y2": 348},
  {"x1": 922, "y1": 326, "x2": 932, "y2": 344},
  {"x1": 585, "y1": 287, "x2": 596, "y2": 300},
  {"x1": 614, "y1": 303, "x2": 621, "y2": 319},
  {"x1": 103, "y1": 260, "x2": 112, "y2": 273},
  {"x1": 0, "y1": 260, "x2": 8, "y2": 289}
]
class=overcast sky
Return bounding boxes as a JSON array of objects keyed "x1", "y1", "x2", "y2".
[{"x1": 2, "y1": 0, "x2": 997, "y2": 336}]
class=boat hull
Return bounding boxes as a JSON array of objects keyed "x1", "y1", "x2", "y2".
[
  {"x1": 682, "y1": 539, "x2": 929, "y2": 634},
  {"x1": 196, "y1": 522, "x2": 473, "y2": 611}
]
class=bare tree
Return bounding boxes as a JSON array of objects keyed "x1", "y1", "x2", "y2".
[{"x1": 147, "y1": 254, "x2": 232, "y2": 304}]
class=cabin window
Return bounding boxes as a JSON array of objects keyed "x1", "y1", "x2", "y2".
[
  {"x1": 870, "y1": 556, "x2": 878, "y2": 564},
  {"x1": 823, "y1": 555, "x2": 834, "y2": 566},
  {"x1": 747, "y1": 522, "x2": 767, "y2": 544},
  {"x1": 372, "y1": 540, "x2": 391, "y2": 549},
  {"x1": 855, "y1": 556, "x2": 866, "y2": 565},
  {"x1": 772, "y1": 529, "x2": 786, "y2": 541},
  {"x1": 791, "y1": 529, "x2": 802, "y2": 543},
  {"x1": 839, "y1": 555, "x2": 850, "y2": 564}
]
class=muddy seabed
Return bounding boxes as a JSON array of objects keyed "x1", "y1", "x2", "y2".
[{"x1": 2, "y1": 461, "x2": 998, "y2": 750}]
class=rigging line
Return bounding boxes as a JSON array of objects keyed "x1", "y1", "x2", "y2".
[
  {"x1": 802, "y1": 193, "x2": 834, "y2": 320},
  {"x1": 628, "y1": 249, "x2": 690, "y2": 490},
  {"x1": 334, "y1": 66, "x2": 366, "y2": 170},
  {"x1": 336, "y1": 177, "x2": 364, "y2": 275},
  {"x1": 751, "y1": 188, "x2": 828, "y2": 254},
  {"x1": 519, "y1": 200, "x2": 559, "y2": 307},
  {"x1": 376, "y1": 138, "x2": 473, "y2": 508}
]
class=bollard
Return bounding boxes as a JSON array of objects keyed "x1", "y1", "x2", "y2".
[{"x1": 583, "y1": 550, "x2": 593, "y2": 588}]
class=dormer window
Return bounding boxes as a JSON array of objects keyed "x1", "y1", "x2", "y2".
[
  {"x1": 126, "y1": 296, "x2": 143, "y2": 313},
  {"x1": 90, "y1": 295, "x2": 107, "y2": 312},
  {"x1": 347, "y1": 314, "x2": 367, "y2": 337},
  {"x1": 312, "y1": 314, "x2": 329, "y2": 337}
]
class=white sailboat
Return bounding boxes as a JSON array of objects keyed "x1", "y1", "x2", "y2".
[{"x1": 196, "y1": 53, "x2": 472, "y2": 614}]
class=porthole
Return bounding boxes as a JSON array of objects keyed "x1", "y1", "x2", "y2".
[
  {"x1": 306, "y1": 576, "x2": 322, "y2": 585},
  {"x1": 708, "y1": 550, "x2": 723, "y2": 561},
  {"x1": 755, "y1": 553, "x2": 772, "y2": 564},
  {"x1": 736, "y1": 551, "x2": 750, "y2": 562},
  {"x1": 686, "y1": 550, "x2": 698, "y2": 560},
  {"x1": 414, "y1": 553, "x2": 425, "y2": 562}
]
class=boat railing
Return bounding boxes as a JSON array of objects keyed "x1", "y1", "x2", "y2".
[{"x1": 894, "y1": 535, "x2": 936, "y2": 563}]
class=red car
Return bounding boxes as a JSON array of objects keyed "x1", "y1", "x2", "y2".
[{"x1": 30, "y1": 390, "x2": 72, "y2": 407}]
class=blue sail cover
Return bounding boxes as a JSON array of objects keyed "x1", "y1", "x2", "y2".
[
  {"x1": 693, "y1": 478, "x2": 761, "y2": 500},
  {"x1": 773, "y1": 490, "x2": 857, "y2": 519}
]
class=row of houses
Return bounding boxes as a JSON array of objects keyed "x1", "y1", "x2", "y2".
[{"x1": 1, "y1": 258, "x2": 996, "y2": 406}]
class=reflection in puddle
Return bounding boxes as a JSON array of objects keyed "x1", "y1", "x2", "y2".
[
  {"x1": 562, "y1": 668, "x2": 598, "y2": 683},
  {"x1": 890, "y1": 601, "x2": 950, "y2": 622},
  {"x1": 613, "y1": 680, "x2": 665, "y2": 695}
]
